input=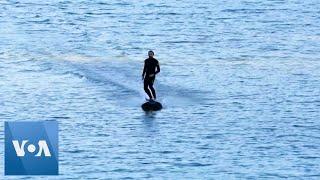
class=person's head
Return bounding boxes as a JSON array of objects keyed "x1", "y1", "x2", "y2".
[{"x1": 148, "y1": 50, "x2": 154, "y2": 57}]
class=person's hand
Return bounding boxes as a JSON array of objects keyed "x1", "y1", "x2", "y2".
[{"x1": 149, "y1": 74, "x2": 155, "y2": 77}]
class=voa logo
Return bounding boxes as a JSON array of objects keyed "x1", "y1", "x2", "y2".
[
  {"x1": 12, "y1": 140, "x2": 51, "y2": 157},
  {"x1": 5, "y1": 121, "x2": 58, "y2": 175}
]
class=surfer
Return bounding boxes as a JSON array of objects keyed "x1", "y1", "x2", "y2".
[{"x1": 142, "y1": 50, "x2": 160, "y2": 100}]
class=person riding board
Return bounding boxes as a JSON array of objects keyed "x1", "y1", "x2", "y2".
[{"x1": 142, "y1": 50, "x2": 160, "y2": 101}]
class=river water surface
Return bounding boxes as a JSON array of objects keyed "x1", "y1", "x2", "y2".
[{"x1": 0, "y1": 0, "x2": 320, "y2": 179}]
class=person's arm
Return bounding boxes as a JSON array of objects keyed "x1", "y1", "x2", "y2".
[
  {"x1": 142, "y1": 61, "x2": 146, "y2": 80},
  {"x1": 155, "y1": 61, "x2": 160, "y2": 74}
]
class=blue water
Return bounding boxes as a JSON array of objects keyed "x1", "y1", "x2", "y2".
[{"x1": 1, "y1": 0, "x2": 320, "y2": 179}]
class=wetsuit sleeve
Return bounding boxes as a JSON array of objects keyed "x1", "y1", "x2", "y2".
[
  {"x1": 155, "y1": 61, "x2": 160, "y2": 74},
  {"x1": 142, "y1": 60, "x2": 147, "y2": 78}
]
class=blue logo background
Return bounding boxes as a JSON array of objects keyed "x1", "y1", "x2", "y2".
[{"x1": 5, "y1": 121, "x2": 58, "y2": 175}]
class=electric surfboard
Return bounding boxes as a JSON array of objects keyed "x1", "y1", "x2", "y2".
[{"x1": 141, "y1": 100, "x2": 162, "y2": 111}]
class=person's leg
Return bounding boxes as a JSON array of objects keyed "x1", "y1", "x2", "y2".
[
  {"x1": 149, "y1": 77, "x2": 156, "y2": 99},
  {"x1": 144, "y1": 78, "x2": 153, "y2": 100}
]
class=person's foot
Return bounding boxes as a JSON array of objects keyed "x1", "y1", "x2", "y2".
[{"x1": 146, "y1": 98, "x2": 156, "y2": 103}]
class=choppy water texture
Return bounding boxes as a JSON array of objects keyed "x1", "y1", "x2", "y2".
[{"x1": 0, "y1": 0, "x2": 320, "y2": 179}]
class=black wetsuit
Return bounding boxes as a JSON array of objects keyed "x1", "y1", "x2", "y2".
[{"x1": 142, "y1": 57, "x2": 160, "y2": 100}]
